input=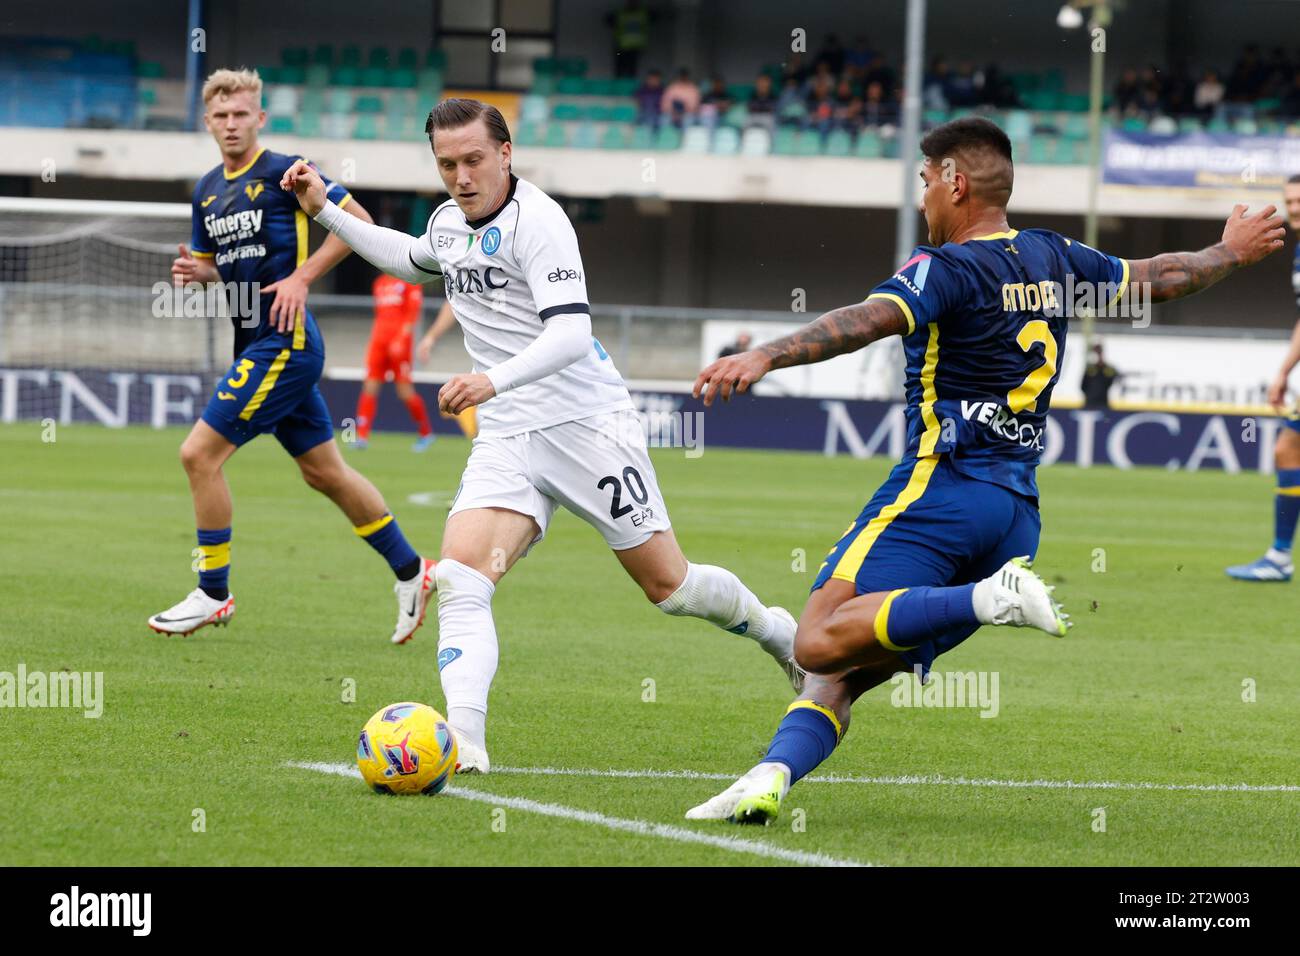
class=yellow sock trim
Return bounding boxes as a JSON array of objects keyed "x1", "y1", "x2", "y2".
[
  {"x1": 354, "y1": 513, "x2": 394, "y2": 538},
  {"x1": 1277, "y1": 486, "x2": 1300, "y2": 497},
  {"x1": 874, "y1": 588, "x2": 917, "y2": 652},
  {"x1": 786, "y1": 699, "x2": 844, "y2": 741},
  {"x1": 197, "y1": 542, "x2": 231, "y2": 570}
]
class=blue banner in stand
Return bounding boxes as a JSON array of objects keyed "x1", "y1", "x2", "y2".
[
  {"x1": 1101, "y1": 128, "x2": 1300, "y2": 190},
  {"x1": 0, "y1": 365, "x2": 1286, "y2": 474}
]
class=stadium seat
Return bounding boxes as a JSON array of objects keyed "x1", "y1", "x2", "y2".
[
  {"x1": 726, "y1": 83, "x2": 754, "y2": 103},
  {"x1": 258, "y1": 65, "x2": 281, "y2": 84},
  {"x1": 311, "y1": 44, "x2": 334, "y2": 67},
  {"x1": 682, "y1": 125, "x2": 711, "y2": 153},
  {"x1": 611, "y1": 78, "x2": 638, "y2": 96},
  {"x1": 279, "y1": 67, "x2": 305, "y2": 85},
  {"x1": 1004, "y1": 110, "x2": 1033, "y2": 141},
  {"x1": 332, "y1": 66, "x2": 360, "y2": 87},
  {"x1": 1233, "y1": 117, "x2": 1258, "y2": 135},
  {"x1": 389, "y1": 69, "x2": 417, "y2": 89},
  {"x1": 630, "y1": 125, "x2": 655, "y2": 150},
  {"x1": 713, "y1": 126, "x2": 740, "y2": 155},
  {"x1": 360, "y1": 67, "x2": 388, "y2": 88},
  {"x1": 321, "y1": 113, "x2": 351, "y2": 138},
  {"x1": 586, "y1": 104, "x2": 614, "y2": 122},
  {"x1": 516, "y1": 122, "x2": 544, "y2": 147},
  {"x1": 352, "y1": 114, "x2": 379, "y2": 140},
  {"x1": 572, "y1": 122, "x2": 600, "y2": 149},
  {"x1": 544, "y1": 124, "x2": 569, "y2": 147},
  {"x1": 397, "y1": 48, "x2": 419, "y2": 70},
  {"x1": 584, "y1": 78, "x2": 616, "y2": 97},
  {"x1": 856, "y1": 129, "x2": 883, "y2": 158},
  {"x1": 609, "y1": 103, "x2": 638, "y2": 124},
  {"x1": 654, "y1": 125, "x2": 682, "y2": 150},
  {"x1": 425, "y1": 49, "x2": 447, "y2": 70},
  {"x1": 721, "y1": 103, "x2": 748, "y2": 128},
  {"x1": 557, "y1": 77, "x2": 585, "y2": 96},
  {"x1": 552, "y1": 102, "x2": 583, "y2": 122},
  {"x1": 305, "y1": 64, "x2": 330, "y2": 88},
  {"x1": 267, "y1": 85, "x2": 298, "y2": 116},
  {"x1": 771, "y1": 127, "x2": 799, "y2": 155},
  {"x1": 326, "y1": 89, "x2": 354, "y2": 114},
  {"x1": 794, "y1": 130, "x2": 822, "y2": 156},
  {"x1": 340, "y1": 46, "x2": 362, "y2": 68},
  {"x1": 416, "y1": 68, "x2": 444, "y2": 96},
  {"x1": 600, "y1": 124, "x2": 631, "y2": 149},
  {"x1": 1178, "y1": 116, "x2": 1202, "y2": 134},
  {"x1": 1148, "y1": 115, "x2": 1177, "y2": 135},
  {"x1": 1027, "y1": 137, "x2": 1054, "y2": 163},
  {"x1": 355, "y1": 94, "x2": 384, "y2": 114},
  {"x1": 368, "y1": 48, "x2": 391, "y2": 69},
  {"x1": 519, "y1": 94, "x2": 548, "y2": 124},
  {"x1": 739, "y1": 126, "x2": 771, "y2": 156},
  {"x1": 297, "y1": 111, "x2": 321, "y2": 137},
  {"x1": 825, "y1": 129, "x2": 852, "y2": 156},
  {"x1": 300, "y1": 89, "x2": 326, "y2": 114}
]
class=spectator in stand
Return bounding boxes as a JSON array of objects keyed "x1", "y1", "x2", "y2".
[
  {"x1": 1225, "y1": 47, "x2": 1266, "y2": 120},
  {"x1": 864, "y1": 53, "x2": 896, "y2": 98},
  {"x1": 945, "y1": 62, "x2": 979, "y2": 107},
  {"x1": 776, "y1": 76, "x2": 807, "y2": 127},
  {"x1": 1162, "y1": 61, "x2": 1194, "y2": 116},
  {"x1": 781, "y1": 52, "x2": 810, "y2": 88},
  {"x1": 1263, "y1": 46, "x2": 1293, "y2": 97},
  {"x1": 1194, "y1": 69, "x2": 1225, "y2": 119},
  {"x1": 1081, "y1": 342, "x2": 1121, "y2": 409},
  {"x1": 1283, "y1": 69, "x2": 1300, "y2": 118},
  {"x1": 924, "y1": 57, "x2": 951, "y2": 110},
  {"x1": 746, "y1": 73, "x2": 778, "y2": 129},
  {"x1": 802, "y1": 60, "x2": 835, "y2": 97},
  {"x1": 699, "y1": 74, "x2": 732, "y2": 128},
  {"x1": 635, "y1": 68, "x2": 664, "y2": 128},
  {"x1": 805, "y1": 73, "x2": 835, "y2": 135},
  {"x1": 832, "y1": 77, "x2": 863, "y2": 134},
  {"x1": 814, "y1": 34, "x2": 846, "y2": 77},
  {"x1": 1113, "y1": 67, "x2": 1142, "y2": 115},
  {"x1": 661, "y1": 68, "x2": 701, "y2": 127},
  {"x1": 861, "y1": 80, "x2": 898, "y2": 127},
  {"x1": 1137, "y1": 70, "x2": 1164, "y2": 117},
  {"x1": 844, "y1": 36, "x2": 874, "y2": 83},
  {"x1": 606, "y1": 0, "x2": 652, "y2": 79}
]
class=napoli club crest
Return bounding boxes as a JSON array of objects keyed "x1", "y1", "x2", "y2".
[{"x1": 481, "y1": 226, "x2": 501, "y2": 256}]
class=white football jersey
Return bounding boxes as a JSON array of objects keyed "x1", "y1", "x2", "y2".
[{"x1": 410, "y1": 176, "x2": 632, "y2": 437}]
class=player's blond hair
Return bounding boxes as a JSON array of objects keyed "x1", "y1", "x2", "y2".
[{"x1": 201, "y1": 68, "x2": 262, "y2": 107}]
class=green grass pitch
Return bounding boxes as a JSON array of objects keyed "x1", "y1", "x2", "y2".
[{"x1": 1, "y1": 422, "x2": 1296, "y2": 866}]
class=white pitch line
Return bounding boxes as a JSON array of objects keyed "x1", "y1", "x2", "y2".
[
  {"x1": 485, "y1": 764, "x2": 1300, "y2": 794},
  {"x1": 286, "y1": 761, "x2": 872, "y2": 867}
]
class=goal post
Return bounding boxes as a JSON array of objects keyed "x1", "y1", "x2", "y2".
[{"x1": 0, "y1": 196, "x2": 233, "y2": 428}]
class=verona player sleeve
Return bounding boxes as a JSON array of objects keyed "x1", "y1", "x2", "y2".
[
  {"x1": 514, "y1": 200, "x2": 590, "y2": 321},
  {"x1": 865, "y1": 248, "x2": 965, "y2": 334},
  {"x1": 314, "y1": 200, "x2": 442, "y2": 285},
  {"x1": 1063, "y1": 238, "x2": 1130, "y2": 311},
  {"x1": 190, "y1": 183, "x2": 215, "y2": 259}
]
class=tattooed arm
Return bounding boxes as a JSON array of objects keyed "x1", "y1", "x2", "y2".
[
  {"x1": 1128, "y1": 203, "x2": 1285, "y2": 304},
  {"x1": 693, "y1": 298, "x2": 909, "y2": 405}
]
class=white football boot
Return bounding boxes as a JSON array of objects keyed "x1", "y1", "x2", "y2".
[
  {"x1": 391, "y1": 557, "x2": 437, "y2": 645},
  {"x1": 766, "y1": 607, "x2": 806, "y2": 693},
  {"x1": 148, "y1": 588, "x2": 235, "y2": 636},
  {"x1": 453, "y1": 735, "x2": 491, "y2": 775},
  {"x1": 972, "y1": 556, "x2": 1070, "y2": 637},
  {"x1": 685, "y1": 762, "x2": 791, "y2": 824}
]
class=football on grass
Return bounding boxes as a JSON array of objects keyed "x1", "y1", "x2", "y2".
[{"x1": 357, "y1": 702, "x2": 458, "y2": 795}]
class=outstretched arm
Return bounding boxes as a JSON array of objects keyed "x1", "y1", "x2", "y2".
[
  {"x1": 693, "y1": 297, "x2": 909, "y2": 405},
  {"x1": 1128, "y1": 203, "x2": 1285, "y2": 304},
  {"x1": 280, "y1": 159, "x2": 437, "y2": 285}
]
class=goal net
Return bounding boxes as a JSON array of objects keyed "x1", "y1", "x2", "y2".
[{"x1": 0, "y1": 197, "x2": 232, "y2": 428}]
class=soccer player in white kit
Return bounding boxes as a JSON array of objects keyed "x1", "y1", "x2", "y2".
[{"x1": 281, "y1": 98, "x2": 800, "y2": 772}]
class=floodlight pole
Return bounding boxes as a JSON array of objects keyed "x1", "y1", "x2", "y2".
[{"x1": 894, "y1": 0, "x2": 927, "y2": 269}]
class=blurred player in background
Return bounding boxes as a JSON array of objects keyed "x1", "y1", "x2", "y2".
[
  {"x1": 149, "y1": 69, "x2": 434, "y2": 645},
  {"x1": 1226, "y1": 173, "x2": 1300, "y2": 582},
  {"x1": 283, "y1": 98, "x2": 802, "y2": 773},
  {"x1": 688, "y1": 117, "x2": 1286, "y2": 824},
  {"x1": 418, "y1": 299, "x2": 480, "y2": 439},
  {"x1": 354, "y1": 272, "x2": 435, "y2": 451}
]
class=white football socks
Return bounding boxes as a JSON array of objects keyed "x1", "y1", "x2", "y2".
[
  {"x1": 656, "y1": 562, "x2": 789, "y2": 659},
  {"x1": 434, "y1": 559, "x2": 498, "y2": 751}
]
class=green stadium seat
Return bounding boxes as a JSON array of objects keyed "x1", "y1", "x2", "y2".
[
  {"x1": 354, "y1": 95, "x2": 384, "y2": 114},
  {"x1": 516, "y1": 122, "x2": 545, "y2": 147},
  {"x1": 305, "y1": 64, "x2": 331, "y2": 88},
  {"x1": 519, "y1": 94, "x2": 548, "y2": 124},
  {"x1": 1060, "y1": 93, "x2": 1090, "y2": 112},
  {"x1": 368, "y1": 47, "x2": 391, "y2": 68},
  {"x1": 397, "y1": 48, "x2": 419, "y2": 70},
  {"x1": 601, "y1": 124, "x2": 631, "y2": 149},
  {"x1": 712, "y1": 126, "x2": 740, "y2": 155},
  {"x1": 532, "y1": 57, "x2": 559, "y2": 76},
  {"x1": 279, "y1": 66, "x2": 305, "y2": 85},
  {"x1": 544, "y1": 124, "x2": 569, "y2": 148},
  {"x1": 312, "y1": 44, "x2": 334, "y2": 66},
  {"x1": 1061, "y1": 113, "x2": 1090, "y2": 139},
  {"x1": 1205, "y1": 116, "x2": 1230, "y2": 133},
  {"x1": 552, "y1": 102, "x2": 583, "y2": 122},
  {"x1": 532, "y1": 75, "x2": 558, "y2": 96},
  {"x1": 137, "y1": 87, "x2": 157, "y2": 106},
  {"x1": 611, "y1": 78, "x2": 638, "y2": 96},
  {"x1": 653, "y1": 125, "x2": 682, "y2": 150},
  {"x1": 332, "y1": 66, "x2": 360, "y2": 87},
  {"x1": 825, "y1": 129, "x2": 852, "y2": 156},
  {"x1": 572, "y1": 122, "x2": 600, "y2": 149},
  {"x1": 609, "y1": 103, "x2": 637, "y2": 124},
  {"x1": 297, "y1": 111, "x2": 321, "y2": 137},
  {"x1": 360, "y1": 67, "x2": 388, "y2": 88},
  {"x1": 856, "y1": 130, "x2": 883, "y2": 158},
  {"x1": 740, "y1": 126, "x2": 771, "y2": 155},
  {"x1": 417, "y1": 68, "x2": 443, "y2": 95},
  {"x1": 136, "y1": 61, "x2": 164, "y2": 78},
  {"x1": 1121, "y1": 116, "x2": 1146, "y2": 132},
  {"x1": 425, "y1": 49, "x2": 447, "y2": 70},
  {"x1": 557, "y1": 77, "x2": 585, "y2": 96},
  {"x1": 340, "y1": 46, "x2": 362, "y2": 68},
  {"x1": 721, "y1": 103, "x2": 748, "y2": 128},
  {"x1": 281, "y1": 47, "x2": 308, "y2": 68},
  {"x1": 630, "y1": 125, "x2": 654, "y2": 150},
  {"x1": 326, "y1": 89, "x2": 354, "y2": 113},
  {"x1": 258, "y1": 65, "x2": 281, "y2": 84},
  {"x1": 354, "y1": 114, "x2": 381, "y2": 140},
  {"x1": 268, "y1": 114, "x2": 295, "y2": 134},
  {"x1": 772, "y1": 127, "x2": 799, "y2": 155},
  {"x1": 726, "y1": 83, "x2": 754, "y2": 103},
  {"x1": 1004, "y1": 110, "x2": 1033, "y2": 140},
  {"x1": 682, "y1": 126, "x2": 711, "y2": 153},
  {"x1": 923, "y1": 108, "x2": 949, "y2": 125},
  {"x1": 586, "y1": 104, "x2": 614, "y2": 122},
  {"x1": 794, "y1": 130, "x2": 822, "y2": 156},
  {"x1": 300, "y1": 89, "x2": 326, "y2": 113},
  {"x1": 1177, "y1": 116, "x2": 1202, "y2": 134},
  {"x1": 390, "y1": 68, "x2": 417, "y2": 89},
  {"x1": 1233, "y1": 118, "x2": 1258, "y2": 135},
  {"x1": 1027, "y1": 136, "x2": 1054, "y2": 163},
  {"x1": 559, "y1": 57, "x2": 588, "y2": 78}
]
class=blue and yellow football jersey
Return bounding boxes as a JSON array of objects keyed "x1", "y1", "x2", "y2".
[
  {"x1": 1291, "y1": 241, "x2": 1299, "y2": 310},
  {"x1": 867, "y1": 228, "x2": 1128, "y2": 498},
  {"x1": 189, "y1": 147, "x2": 350, "y2": 357}
]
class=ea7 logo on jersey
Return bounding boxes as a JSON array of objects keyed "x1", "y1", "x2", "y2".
[
  {"x1": 445, "y1": 266, "x2": 509, "y2": 298},
  {"x1": 548, "y1": 267, "x2": 582, "y2": 282}
]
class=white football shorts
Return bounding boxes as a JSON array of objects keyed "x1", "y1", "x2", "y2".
[{"x1": 448, "y1": 409, "x2": 672, "y2": 551}]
